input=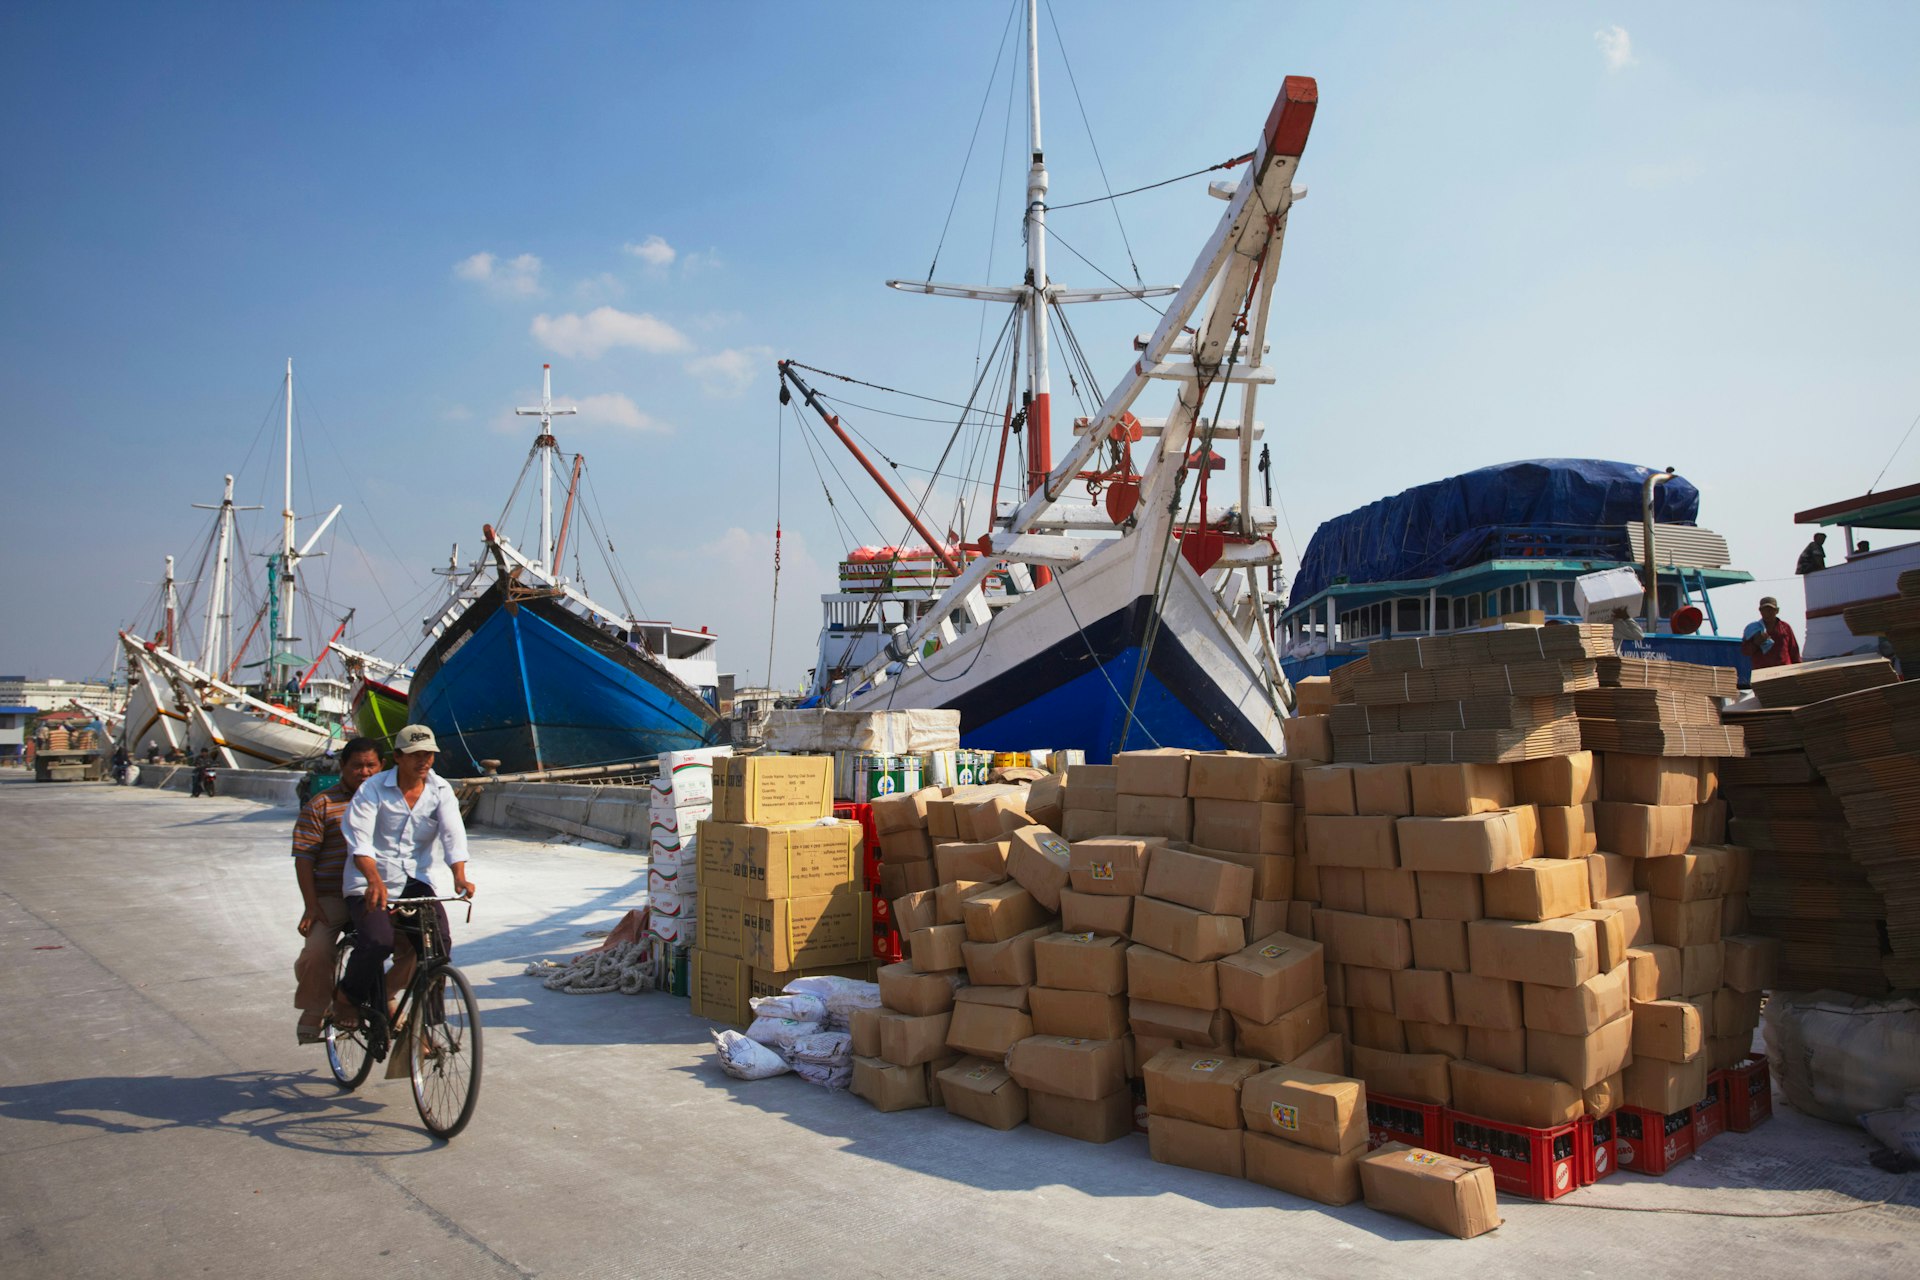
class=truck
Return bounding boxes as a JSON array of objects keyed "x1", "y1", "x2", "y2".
[{"x1": 32, "y1": 718, "x2": 109, "y2": 782}]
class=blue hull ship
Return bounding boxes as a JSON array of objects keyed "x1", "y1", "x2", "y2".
[{"x1": 1279, "y1": 459, "x2": 1755, "y2": 686}]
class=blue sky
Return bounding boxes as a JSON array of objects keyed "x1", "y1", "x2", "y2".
[{"x1": 3, "y1": 1, "x2": 1916, "y2": 687}]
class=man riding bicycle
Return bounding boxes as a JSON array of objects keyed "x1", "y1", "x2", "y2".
[{"x1": 336, "y1": 724, "x2": 475, "y2": 1027}]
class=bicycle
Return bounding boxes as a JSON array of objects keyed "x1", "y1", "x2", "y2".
[{"x1": 323, "y1": 894, "x2": 484, "y2": 1139}]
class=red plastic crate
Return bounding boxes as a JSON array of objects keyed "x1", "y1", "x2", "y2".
[
  {"x1": 1718, "y1": 1058, "x2": 1774, "y2": 1132},
  {"x1": 1692, "y1": 1076, "x2": 1728, "y2": 1148},
  {"x1": 1445, "y1": 1111, "x2": 1582, "y2": 1201},
  {"x1": 1578, "y1": 1113, "x2": 1619, "y2": 1185},
  {"x1": 1615, "y1": 1105, "x2": 1696, "y2": 1175},
  {"x1": 1367, "y1": 1091, "x2": 1447, "y2": 1152}
]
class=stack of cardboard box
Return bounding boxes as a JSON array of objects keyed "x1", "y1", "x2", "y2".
[{"x1": 690, "y1": 756, "x2": 875, "y2": 1024}]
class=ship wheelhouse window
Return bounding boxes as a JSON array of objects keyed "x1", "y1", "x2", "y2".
[{"x1": 1397, "y1": 598, "x2": 1425, "y2": 634}]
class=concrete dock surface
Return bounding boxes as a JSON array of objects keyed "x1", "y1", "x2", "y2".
[{"x1": 2, "y1": 774, "x2": 1916, "y2": 1279}]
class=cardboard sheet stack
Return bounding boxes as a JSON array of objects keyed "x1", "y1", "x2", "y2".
[
  {"x1": 690, "y1": 755, "x2": 876, "y2": 1024},
  {"x1": 1842, "y1": 566, "x2": 1920, "y2": 669},
  {"x1": 1578, "y1": 658, "x2": 1746, "y2": 758},
  {"x1": 646, "y1": 747, "x2": 732, "y2": 950},
  {"x1": 1722, "y1": 684, "x2": 1892, "y2": 994}
]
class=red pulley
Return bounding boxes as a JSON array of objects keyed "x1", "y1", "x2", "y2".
[{"x1": 1105, "y1": 479, "x2": 1141, "y2": 523}]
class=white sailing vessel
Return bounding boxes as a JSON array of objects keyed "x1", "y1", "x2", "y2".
[{"x1": 785, "y1": 4, "x2": 1310, "y2": 761}]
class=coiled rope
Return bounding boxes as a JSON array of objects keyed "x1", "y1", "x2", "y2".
[{"x1": 524, "y1": 941, "x2": 655, "y2": 995}]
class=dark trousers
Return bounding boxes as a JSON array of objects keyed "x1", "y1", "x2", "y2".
[{"x1": 342, "y1": 879, "x2": 450, "y2": 1019}]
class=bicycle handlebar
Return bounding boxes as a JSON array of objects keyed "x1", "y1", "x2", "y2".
[{"x1": 387, "y1": 894, "x2": 476, "y2": 923}]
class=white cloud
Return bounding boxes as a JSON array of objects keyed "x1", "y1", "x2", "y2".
[
  {"x1": 452, "y1": 250, "x2": 543, "y2": 296},
  {"x1": 623, "y1": 235, "x2": 677, "y2": 267},
  {"x1": 529, "y1": 306, "x2": 691, "y2": 359},
  {"x1": 567, "y1": 391, "x2": 671, "y2": 434},
  {"x1": 1594, "y1": 25, "x2": 1636, "y2": 72},
  {"x1": 681, "y1": 248, "x2": 724, "y2": 275},
  {"x1": 573, "y1": 271, "x2": 626, "y2": 303},
  {"x1": 686, "y1": 345, "x2": 775, "y2": 396}
]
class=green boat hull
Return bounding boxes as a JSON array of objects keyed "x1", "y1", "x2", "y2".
[{"x1": 352, "y1": 680, "x2": 409, "y2": 755}]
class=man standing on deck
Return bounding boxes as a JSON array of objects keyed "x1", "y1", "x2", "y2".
[
  {"x1": 1741, "y1": 596, "x2": 1802, "y2": 670},
  {"x1": 1796, "y1": 532, "x2": 1827, "y2": 575},
  {"x1": 292, "y1": 737, "x2": 384, "y2": 1043}
]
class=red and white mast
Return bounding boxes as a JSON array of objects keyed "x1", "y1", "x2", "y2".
[{"x1": 1022, "y1": 0, "x2": 1053, "y2": 499}]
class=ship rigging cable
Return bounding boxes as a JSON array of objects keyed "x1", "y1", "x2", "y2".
[
  {"x1": 925, "y1": 0, "x2": 1024, "y2": 284},
  {"x1": 766, "y1": 395, "x2": 783, "y2": 690},
  {"x1": 1041, "y1": 0, "x2": 1141, "y2": 286}
]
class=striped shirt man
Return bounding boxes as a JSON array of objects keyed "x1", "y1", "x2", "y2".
[{"x1": 292, "y1": 784, "x2": 355, "y2": 898}]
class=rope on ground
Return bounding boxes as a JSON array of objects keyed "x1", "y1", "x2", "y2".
[{"x1": 524, "y1": 941, "x2": 655, "y2": 995}]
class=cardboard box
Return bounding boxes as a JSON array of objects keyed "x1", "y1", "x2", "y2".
[
  {"x1": 1132, "y1": 895, "x2": 1245, "y2": 963},
  {"x1": 1029, "y1": 987, "x2": 1128, "y2": 1039},
  {"x1": 1588, "y1": 852, "x2": 1635, "y2": 902},
  {"x1": 1410, "y1": 919, "x2": 1471, "y2": 973},
  {"x1": 1126, "y1": 944, "x2": 1220, "y2": 1009},
  {"x1": 1233, "y1": 995, "x2": 1330, "y2": 1064},
  {"x1": 1300, "y1": 765, "x2": 1357, "y2": 815},
  {"x1": 691, "y1": 949, "x2": 748, "y2": 1024},
  {"x1": 1116, "y1": 748, "x2": 1191, "y2": 797},
  {"x1": 1115, "y1": 794, "x2": 1193, "y2": 842},
  {"x1": 1251, "y1": 898, "x2": 1292, "y2": 938},
  {"x1": 1626, "y1": 944, "x2": 1683, "y2": 1000},
  {"x1": 1346, "y1": 762, "x2": 1413, "y2": 817},
  {"x1": 871, "y1": 786, "x2": 938, "y2": 835},
  {"x1": 1410, "y1": 763, "x2": 1514, "y2": 817},
  {"x1": 934, "y1": 839, "x2": 1011, "y2": 885},
  {"x1": 698, "y1": 889, "x2": 745, "y2": 959},
  {"x1": 879, "y1": 826, "x2": 934, "y2": 865},
  {"x1": 1005, "y1": 1035, "x2": 1128, "y2": 1101},
  {"x1": 925, "y1": 793, "x2": 964, "y2": 840},
  {"x1": 1539, "y1": 803, "x2": 1597, "y2": 859},
  {"x1": 935, "y1": 1057, "x2": 1027, "y2": 1129},
  {"x1": 1130, "y1": 999, "x2": 1235, "y2": 1050},
  {"x1": 1285, "y1": 900, "x2": 1315, "y2": 939},
  {"x1": 935, "y1": 879, "x2": 991, "y2": 924},
  {"x1": 1282, "y1": 714, "x2": 1334, "y2": 763},
  {"x1": 1483, "y1": 857, "x2": 1593, "y2": 922},
  {"x1": 1602, "y1": 753, "x2": 1699, "y2": 806},
  {"x1": 1143, "y1": 846, "x2": 1256, "y2": 915},
  {"x1": 1362, "y1": 868, "x2": 1422, "y2": 920},
  {"x1": 713, "y1": 756, "x2": 834, "y2": 825},
  {"x1": 1694, "y1": 797, "x2": 1729, "y2": 845},
  {"x1": 877, "y1": 1010, "x2": 953, "y2": 1067},
  {"x1": 1345, "y1": 965, "x2": 1396, "y2": 1014},
  {"x1": 1292, "y1": 842, "x2": 1320, "y2": 900},
  {"x1": 1187, "y1": 752, "x2": 1292, "y2": 803},
  {"x1": 1293, "y1": 1031, "x2": 1347, "y2": 1076},
  {"x1": 1026, "y1": 774, "x2": 1066, "y2": 832},
  {"x1": 1061, "y1": 808, "x2": 1119, "y2": 840},
  {"x1": 1405, "y1": 1020, "x2": 1469, "y2": 1059},
  {"x1": 878, "y1": 961, "x2": 962, "y2": 1016},
  {"x1": 1522, "y1": 967, "x2": 1629, "y2": 1036},
  {"x1": 1059, "y1": 889, "x2": 1132, "y2": 939},
  {"x1": 1391, "y1": 969, "x2": 1455, "y2": 1025},
  {"x1": 944, "y1": 997, "x2": 1036, "y2": 1059},
  {"x1": 1513, "y1": 751, "x2": 1598, "y2": 807},
  {"x1": 1353, "y1": 1010, "x2": 1407, "y2": 1053},
  {"x1": 880, "y1": 860, "x2": 935, "y2": 901},
  {"x1": 1302, "y1": 815, "x2": 1400, "y2": 869},
  {"x1": 1451, "y1": 973, "x2": 1525, "y2": 1030},
  {"x1": 961, "y1": 882, "x2": 1052, "y2": 944},
  {"x1": 953, "y1": 790, "x2": 1035, "y2": 842},
  {"x1": 924, "y1": 1052, "x2": 967, "y2": 1107},
  {"x1": 1635, "y1": 848, "x2": 1730, "y2": 901},
  {"x1": 1623, "y1": 1054, "x2": 1709, "y2": 1113},
  {"x1": 1218, "y1": 931, "x2": 1325, "y2": 1023},
  {"x1": 1191, "y1": 799, "x2": 1296, "y2": 857},
  {"x1": 1569, "y1": 907, "x2": 1629, "y2": 973},
  {"x1": 1465, "y1": 1025, "x2": 1528, "y2": 1074},
  {"x1": 1142, "y1": 1048, "x2": 1266, "y2": 1127},
  {"x1": 1027, "y1": 1088, "x2": 1133, "y2": 1143},
  {"x1": 1679, "y1": 942, "x2": 1724, "y2": 997},
  {"x1": 1584, "y1": 1073, "x2": 1625, "y2": 1119},
  {"x1": 1006, "y1": 825, "x2": 1073, "y2": 911},
  {"x1": 1651, "y1": 897, "x2": 1722, "y2": 949},
  {"x1": 1415, "y1": 871, "x2": 1484, "y2": 921},
  {"x1": 961, "y1": 924, "x2": 1052, "y2": 987},
  {"x1": 851, "y1": 1055, "x2": 929, "y2": 1111},
  {"x1": 1241, "y1": 1065, "x2": 1367, "y2": 1151},
  {"x1": 1149, "y1": 1115, "x2": 1246, "y2": 1178},
  {"x1": 1467, "y1": 917, "x2": 1599, "y2": 988},
  {"x1": 1593, "y1": 802, "x2": 1693, "y2": 859},
  {"x1": 1066, "y1": 837, "x2": 1154, "y2": 896},
  {"x1": 1447, "y1": 1059, "x2": 1583, "y2": 1129},
  {"x1": 741, "y1": 889, "x2": 873, "y2": 970},
  {"x1": 1723, "y1": 933, "x2": 1779, "y2": 992},
  {"x1": 893, "y1": 889, "x2": 937, "y2": 935},
  {"x1": 1312, "y1": 909, "x2": 1413, "y2": 971},
  {"x1": 848, "y1": 1003, "x2": 882, "y2": 1057},
  {"x1": 1525, "y1": 1014, "x2": 1633, "y2": 1088},
  {"x1": 1243, "y1": 1131, "x2": 1363, "y2": 1205},
  {"x1": 907, "y1": 923, "x2": 967, "y2": 972},
  {"x1": 1033, "y1": 931, "x2": 1128, "y2": 994},
  {"x1": 1722, "y1": 892, "x2": 1750, "y2": 935},
  {"x1": 1597, "y1": 892, "x2": 1653, "y2": 946},
  {"x1": 1349, "y1": 1045, "x2": 1452, "y2": 1105},
  {"x1": 956, "y1": 983, "x2": 1031, "y2": 1012},
  {"x1": 1713, "y1": 985, "x2": 1762, "y2": 1034},
  {"x1": 1318, "y1": 866, "x2": 1368, "y2": 913},
  {"x1": 1358, "y1": 1144, "x2": 1501, "y2": 1239},
  {"x1": 1064, "y1": 784, "x2": 1117, "y2": 815},
  {"x1": 1395, "y1": 811, "x2": 1528, "y2": 874},
  {"x1": 1630, "y1": 997, "x2": 1706, "y2": 1063},
  {"x1": 698, "y1": 819, "x2": 863, "y2": 898},
  {"x1": 1066, "y1": 763, "x2": 1118, "y2": 795}
]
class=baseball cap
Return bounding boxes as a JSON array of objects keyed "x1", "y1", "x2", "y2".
[
  {"x1": 393, "y1": 724, "x2": 440, "y2": 754},
  {"x1": 1759, "y1": 596, "x2": 1779, "y2": 609}
]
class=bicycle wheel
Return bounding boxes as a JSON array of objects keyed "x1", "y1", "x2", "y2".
[
  {"x1": 325, "y1": 947, "x2": 376, "y2": 1089},
  {"x1": 410, "y1": 965, "x2": 482, "y2": 1139}
]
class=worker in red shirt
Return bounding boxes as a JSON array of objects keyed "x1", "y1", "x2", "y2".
[{"x1": 1741, "y1": 596, "x2": 1801, "y2": 669}]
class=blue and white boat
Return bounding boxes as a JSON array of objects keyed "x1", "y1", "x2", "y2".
[
  {"x1": 410, "y1": 365, "x2": 721, "y2": 777},
  {"x1": 1278, "y1": 459, "x2": 1755, "y2": 685}
]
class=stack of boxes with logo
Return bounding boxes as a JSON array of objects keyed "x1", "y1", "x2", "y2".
[
  {"x1": 690, "y1": 756, "x2": 874, "y2": 1024},
  {"x1": 646, "y1": 747, "x2": 730, "y2": 955}
]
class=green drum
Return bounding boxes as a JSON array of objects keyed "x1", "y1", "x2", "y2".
[{"x1": 855, "y1": 753, "x2": 925, "y2": 801}]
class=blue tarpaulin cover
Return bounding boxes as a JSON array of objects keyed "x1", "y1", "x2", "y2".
[{"x1": 1290, "y1": 459, "x2": 1700, "y2": 604}]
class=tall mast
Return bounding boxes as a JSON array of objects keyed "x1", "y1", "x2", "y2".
[
  {"x1": 1023, "y1": 0, "x2": 1053, "y2": 498},
  {"x1": 281, "y1": 358, "x2": 297, "y2": 652},
  {"x1": 195, "y1": 475, "x2": 237, "y2": 673},
  {"x1": 163, "y1": 556, "x2": 178, "y2": 653},
  {"x1": 516, "y1": 363, "x2": 577, "y2": 572}
]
